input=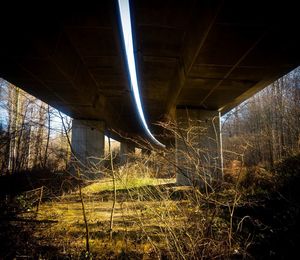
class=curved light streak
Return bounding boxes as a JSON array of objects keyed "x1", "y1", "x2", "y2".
[{"x1": 117, "y1": 0, "x2": 165, "y2": 147}]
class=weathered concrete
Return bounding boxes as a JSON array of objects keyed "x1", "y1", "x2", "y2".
[
  {"x1": 175, "y1": 109, "x2": 221, "y2": 186},
  {"x1": 120, "y1": 142, "x2": 135, "y2": 164},
  {"x1": 0, "y1": 1, "x2": 299, "y2": 142},
  {"x1": 71, "y1": 119, "x2": 105, "y2": 173}
]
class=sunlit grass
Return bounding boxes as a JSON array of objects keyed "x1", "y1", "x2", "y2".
[
  {"x1": 27, "y1": 177, "x2": 178, "y2": 258},
  {"x1": 81, "y1": 177, "x2": 175, "y2": 194},
  {"x1": 14, "y1": 169, "x2": 248, "y2": 259}
]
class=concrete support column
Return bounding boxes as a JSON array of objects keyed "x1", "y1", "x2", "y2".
[
  {"x1": 175, "y1": 109, "x2": 222, "y2": 186},
  {"x1": 120, "y1": 142, "x2": 135, "y2": 164},
  {"x1": 71, "y1": 119, "x2": 105, "y2": 174}
]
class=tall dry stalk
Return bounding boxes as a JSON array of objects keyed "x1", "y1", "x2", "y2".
[
  {"x1": 77, "y1": 168, "x2": 90, "y2": 255},
  {"x1": 108, "y1": 137, "x2": 117, "y2": 240},
  {"x1": 59, "y1": 112, "x2": 91, "y2": 256},
  {"x1": 112, "y1": 118, "x2": 251, "y2": 258}
]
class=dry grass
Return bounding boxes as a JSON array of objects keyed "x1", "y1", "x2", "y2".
[
  {"x1": 8, "y1": 154, "x2": 299, "y2": 259},
  {"x1": 14, "y1": 174, "x2": 246, "y2": 259},
  {"x1": 21, "y1": 177, "x2": 180, "y2": 259},
  {"x1": 8, "y1": 120, "x2": 257, "y2": 259},
  {"x1": 2, "y1": 118, "x2": 299, "y2": 259}
]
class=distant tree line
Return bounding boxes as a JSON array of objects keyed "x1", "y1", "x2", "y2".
[
  {"x1": 222, "y1": 67, "x2": 300, "y2": 167},
  {"x1": 0, "y1": 79, "x2": 71, "y2": 174}
]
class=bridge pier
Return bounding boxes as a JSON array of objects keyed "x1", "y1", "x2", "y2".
[
  {"x1": 71, "y1": 119, "x2": 105, "y2": 176},
  {"x1": 120, "y1": 142, "x2": 135, "y2": 164},
  {"x1": 175, "y1": 109, "x2": 222, "y2": 186}
]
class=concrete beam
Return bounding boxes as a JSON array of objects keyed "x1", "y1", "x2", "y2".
[
  {"x1": 120, "y1": 142, "x2": 135, "y2": 164},
  {"x1": 175, "y1": 109, "x2": 222, "y2": 186},
  {"x1": 71, "y1": 119, "x2": 105, "y2": 175},
  {"x1": 163, "y1": 2, "x2": 222, "y2": 115}
]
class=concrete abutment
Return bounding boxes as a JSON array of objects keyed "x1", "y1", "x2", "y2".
[
  {"x1": 120, "y1": 142, "x2": 135, "y2": 164},
  {"x1": 175, "y1": 109, "x2": 223, "y2": 186},
  {"x1": 71, "y1": 119, "x2": 105, "y2": 176}
]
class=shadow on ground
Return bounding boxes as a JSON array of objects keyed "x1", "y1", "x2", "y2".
[{"x1": 0, "y1": 155, "x2": 299, "y2": 259}]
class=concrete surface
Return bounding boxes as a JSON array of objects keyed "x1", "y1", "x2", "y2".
[{"x1": 0, "y1": 1, "x2": 299, "y2": 143}]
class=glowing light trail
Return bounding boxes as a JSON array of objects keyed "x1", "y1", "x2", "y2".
[{"x1": 117, "y1": 0, "x2": 165, "y2": 148}]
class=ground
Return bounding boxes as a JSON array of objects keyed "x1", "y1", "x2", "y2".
[
  {"x1": 1, "y1": 178, "x2": 183, "y2": 259},
  {"x1": 1, "y1": 155, "x2": 299, "y2": 259}
]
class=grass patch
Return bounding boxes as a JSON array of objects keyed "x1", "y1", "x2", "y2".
[
  {"x1": 3, "y1": 153, "x2": 299, "y2": 259},
  {"x1": 81, "y1": 177, "x2": 175, "y2": 194},
  {"x1": 14, "y1": 177, "x2": 178, "y2": 258},
  {"x1": 5, "y1": 174, "x2": 244, "y2": 259}
]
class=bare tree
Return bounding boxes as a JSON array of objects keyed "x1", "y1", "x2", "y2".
[{"x1": 223, "y1": 67, "x2": 300, "y2": 167}]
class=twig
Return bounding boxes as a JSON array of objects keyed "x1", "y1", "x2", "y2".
[
  {"x1": 36, "y1": 186, "x2": 44, "y2": 214},
  {"x1": 77, "y1": 169, "x2": 90, "y2": 256},
  {"x1": 109, "y1": 137, "x2": 117, "y2": 241}
]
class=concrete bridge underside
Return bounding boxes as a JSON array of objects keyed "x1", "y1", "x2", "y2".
[{"x1": 0, "y1": 1, "x2": 299, "y2": 180}]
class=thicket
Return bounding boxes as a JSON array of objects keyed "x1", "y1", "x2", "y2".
[
  {"x1": 222, "y1": 67, "x2": 300, "y2": 168},
  {"x1": 0, "y1": 79, "x2": 71, "y2": 173}
]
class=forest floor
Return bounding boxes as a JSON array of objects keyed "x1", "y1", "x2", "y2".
[
  {"x1": 0, "y1": 155, "x2": 299, "y2": 259},
  {"x1": 1, "y1": 177, "x2": 181, "y2": 259}
]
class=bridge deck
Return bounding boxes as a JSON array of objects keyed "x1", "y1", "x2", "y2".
[{"x1": 0, "y1": 1, "x2": 299, "y2": 140}]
